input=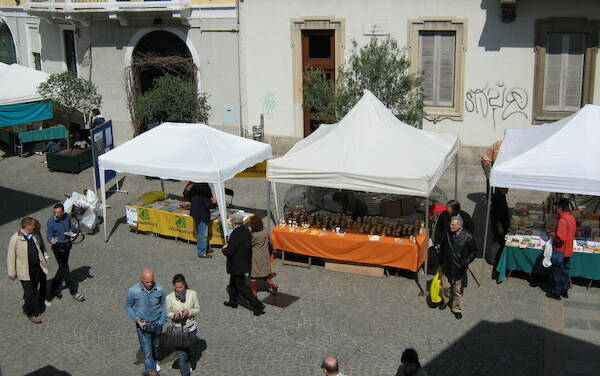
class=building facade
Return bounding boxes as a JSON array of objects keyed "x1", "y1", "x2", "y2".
[
  {"x1": 1, "y1": 0, "x2": 241, "y2": 144},
  {"x1": 1, "y1": 0, "x2": 600, "y2": 152},
  {"x1": 239, "y1": 0, "x2": 600, "y2": 154}
]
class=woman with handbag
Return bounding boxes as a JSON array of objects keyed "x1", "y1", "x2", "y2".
[
  {"x1": 166, "y1": 274, "x2": 200, "y2": 376},
  {"x1": 249, "y1": 215, "x2": 278, "y2": 297}
]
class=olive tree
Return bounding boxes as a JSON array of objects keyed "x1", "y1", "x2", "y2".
[
  {"x1": 37, "y1": 72, "x2": 102, "y2": 125},
  {"x1": 304, "y1": 37, "x2": 424, "y2": 126},
  {"x1": 134, "y1": 73, "x2": 211, "y2": 131}
]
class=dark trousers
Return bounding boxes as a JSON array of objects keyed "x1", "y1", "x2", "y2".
[
  {"x1": 21, "y1": 268, "x2": 46, "y2": 317},
  {"x1": 551, "y1": 255, "x2": 571, "y2": 295},
  {"x1": 51, "y1": 242, "x2": 76, "y2": 295},
  {"x1": 227, "y1": 274, "x2": 264, "y2": 312}
]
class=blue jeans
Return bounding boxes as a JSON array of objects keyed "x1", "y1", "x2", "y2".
[
  {"x1": 135, "y1": 325, "x2": 162, "y2": 371},
  {"x1": 550, "y1": 251, "x2": 571, "y2": 295},
  {"x1": 175, "y1": 330, "x2": 197, "y2": 376},
  {"x1": 197, "y1": 221, "x2": 208, "y2": 256}
]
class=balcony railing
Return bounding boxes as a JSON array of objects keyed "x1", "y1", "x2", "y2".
[{"x1": 26, "y1": 0, "x2": 234, "y2": 4}]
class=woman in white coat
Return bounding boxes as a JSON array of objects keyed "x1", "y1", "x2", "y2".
[{"x1": 166, "y1": 274, "x2": 200, "y2": 376}]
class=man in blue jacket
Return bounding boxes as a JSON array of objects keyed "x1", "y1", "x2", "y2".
[
  {"x1": 125, "y1": 268, "x2": 167, "y2": 376},
  {"x1": 47, "y1": 203, "x2": 85, "y2": 302}
]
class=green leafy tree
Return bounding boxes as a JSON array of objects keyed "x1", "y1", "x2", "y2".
[
  {"x1": 37, "y1": 72, "x2": 102, "y2": 125},
  {"x1": 134, "y1": 74, "x2": 211, "y2": 131},
  {"x1": 304, "y1": 37, "x2": 424, "y2": 126}
]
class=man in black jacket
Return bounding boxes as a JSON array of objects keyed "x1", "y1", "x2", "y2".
[
  {"x1": 489, "y1": 188, "x2": 510, "y2": 264},
  {"x1": 222, "y1": 214, "x2": 266, "y2": 316},
  {"x1": 189, "y1": 183, "x2": 215, "y2": 258},
  {"x1": 434, "y1": 200, "x2": 475, "y2": 249},
  {"x1": 440, "y1": 216, "x2": 477, "y2": 320}
]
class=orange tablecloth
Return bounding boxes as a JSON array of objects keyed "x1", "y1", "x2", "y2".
[{"x1": 270, "y1": 226, "x2": 427, "y2": 272}]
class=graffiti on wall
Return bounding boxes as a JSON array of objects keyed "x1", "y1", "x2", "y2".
[
  {"x1": 465, "y1": 81, "x2": 528, "y2": 129},
  {"x1": 262, "y1": 92, "x2": 277, "y2": 120}
]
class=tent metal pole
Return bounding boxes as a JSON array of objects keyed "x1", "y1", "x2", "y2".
[
  {"x1": 266, "y1": 178, "x2": 271, "y2": 231},
  {"x1": 424, "y1": 196, "x2": 430, "y2": 285},
  {"x1": 100, "y1": 167, "x2": 108, "y2": 242},
  {"x1": 480, "y1": 186, "x2": 493, "y2": 278},
  {"x1": 454, "y1": 153, "x2": 459, "y2": 200},
  {"x1": 272, "y1": 181, "x2": 280, "y2": 222}
]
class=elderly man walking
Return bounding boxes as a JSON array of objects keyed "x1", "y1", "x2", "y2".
[
  {"x1": 321, "y1": 357, "x2": 348, "y2": 376},
  {"x1": 7, "y1": 217, "x2": 50, "y2": 324},
  {"x1": 440, "y1": 216, "x2": 477, "y2": 320},
  {"x1": 125, "y1": 268, "x2": 167, "y2": 376},
  {"x1": 222, "y1": 214, "x2": 266, "y2": 316}
]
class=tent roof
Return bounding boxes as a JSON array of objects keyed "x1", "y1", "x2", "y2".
[
  {"x1": 491, "y1": 104, "x2": 600, "y2": 195},
  {"x1": 98, "y1": 122, "x2": 272, "y2": 183},
  {"x1": 267, "y1": 91, "x2": 459, "y2": 197},
  {"x1": 0, "y1": 63, "x2": 50, "y2": 106}
]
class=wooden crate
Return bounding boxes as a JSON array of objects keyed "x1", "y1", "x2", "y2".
[
  {"x1": 47, "y1": 148, "x2": 92, "y2": 174},
  {"x1": 325, "y1": 261, "x2": 384, "y2": 277}
]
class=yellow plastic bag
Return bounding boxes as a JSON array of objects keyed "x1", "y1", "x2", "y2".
[
  {"x1": 429, "y1": 267, "x2": 442, "y2": 304},
  {"x1": 136, "y1": 190, "x2": 166, "y2": 206}
]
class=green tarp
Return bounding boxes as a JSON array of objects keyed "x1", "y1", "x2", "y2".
[
  {"x1": 0, "y1": 101, "x2": 53, "y2": 127},
  {"x1": 17, "y1": 124, "x2": 67, "y2": 143},
  {"x1": 496, "y1": 246, "x2": 600, "y2": 283}
]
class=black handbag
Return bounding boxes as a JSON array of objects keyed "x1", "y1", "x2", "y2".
[{"x1": 164, "y1": 320, "x2": 192, "y2": 348}]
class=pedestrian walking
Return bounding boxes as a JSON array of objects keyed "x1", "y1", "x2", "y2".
[
  {"x1": 125, "y1": 268, "x2": 167, "y2": 376},
  {"x1": 189, "y1": 183, "x2": 216, "y2": 258},
  {"x1": 321, "y1": 357, "x2": 347, "y2": 376},
  {"x1": 166, "y1": 274, "x2": 199, "y2": 376},
  {"x1": 222, "y1": 214, "x2": 266, "y2": 316},
  {"x1": 489, "y1": 188, "x2": 510, "y2": 265},
  {"x1": 47, "y1": 203, "x2": 85, "y2": 302},
  {"x1": 395, "y1": 348, "x2": 428, "y2": 376},
  {"x1": 249, "y1": 216, "x2": 278, "y2": 297},
  {"x1": 440, "y1": 216, "x2": 477, "y2": 319},
  {"x1": 7, "y1": 217, "x2": 49, "y2": 324},
  {"x1": 480, "y1": 140, "x2": 502, "y2": 197},
  {"x1": 547, "y1": 199, "x2": 577, "y2": 300}
]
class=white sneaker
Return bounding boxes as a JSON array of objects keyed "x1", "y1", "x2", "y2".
[{"x1": 155, "y1": 362, "x2": 160, "y2": 372}]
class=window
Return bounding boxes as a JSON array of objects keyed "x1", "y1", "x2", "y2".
[
  {"x1": 33, "y1": 53, "x2": 41, "y2": 71},
  {"x1": 533, "y1": 19, "x2": 598, "y2": 122},
  {"x1": 0, "y1": 22, "x2": 17, "y2": 64},
  {"x1": 63, "y1": 29, "x2": 77, "y2": 74},
  {"x1": 27, "y1": 25, "x2": 42, "y2": 71},
  {"x1": 420, "y1": 31, "x2": 456, "y2": 107},
  {"x1": 409, "y1": 18, "x2": 466, "y2": 121}
]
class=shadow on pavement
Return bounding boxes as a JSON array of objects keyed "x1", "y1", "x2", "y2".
[
  {"x1": 24, "y1": 365, "x2": 72, "y2": 375},
  {"x1": 423, "y1": 319, "x2": 600, "y2": 376},
  {"x1": 0, "y1": 186, "x2": 57, "y2": 227}
]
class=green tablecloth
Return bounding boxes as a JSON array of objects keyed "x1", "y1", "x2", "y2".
[
  {"x1": 17, "y1": 125, "x2": 67, "y2": 143},
  {"x1": 496, "y1": 246, "x2": 600, "y2": 283}
]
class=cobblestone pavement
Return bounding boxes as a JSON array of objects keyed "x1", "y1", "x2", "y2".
[{"x1": 0, "y1": 153, "x2": 599, "y2": 376}]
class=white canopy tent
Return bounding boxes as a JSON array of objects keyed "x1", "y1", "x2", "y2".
[
  {"x1": 482, "y1": 104, "x2": 600, "y2": 273},
  {"x1": 267, "y1": 90, "x2": 460, "y2": 277},
  {"x1": 268, "y1": 91, "x2": 459, "y2": 196},
  {"x1": 0, "y1": 62, "x2": 49, "y2": 105},
  {"x1": 98, "y1": 122, "x2": 273, "y2": 241}
]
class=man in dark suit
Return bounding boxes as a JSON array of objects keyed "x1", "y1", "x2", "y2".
[
  {"x1": 434, "y1": 200, "x2": 475, "y2": 250},
  {"x1": 222, "y1": 214, "x2": 266, "y2": 316},
  {"x1": 189, "y1": 183, "x2": 215, "y2": 258},
  {"x1": 440, "y1": 216, "x2": 477, "y2": 320}
]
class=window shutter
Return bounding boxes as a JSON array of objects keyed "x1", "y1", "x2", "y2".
[
  {"x1": 437, "y1": 32, "x2": 455, "y2": 107},
  {"x1": 543, "y1": 34, "x2": 564, "y2": 111},
  {"x1": 563, "y1": 34, "x2": 585, "y2": 111},
  {"x1": 28, "y1": 27, "x2": 41, "y2": 54},
  {"x1": 420, "y1": 32, "x2": 435, "y2": 106}
]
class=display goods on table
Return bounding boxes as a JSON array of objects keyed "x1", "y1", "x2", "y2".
[
  {"x1": 497, "y1": 195, "x2": 600, "y2": 283},
  {"x1": 125, "y1": 191, "x2": 252, "y2": 246},
  {"x1": 271, "y1": 206, "x2": 427, "y2": 271}
]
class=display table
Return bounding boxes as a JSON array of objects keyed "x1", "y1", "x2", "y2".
[
  {"x1": 496, "y1": 246, "x2": 600, "y2": 285},
  {"x1": 126, "y1": 198, "x2": 252, "y2": 247},
  {"x1": 17, "y1": 125, "x2": 68, "y2": 157},
  {"x1": 270, "y1": 226, "x2": 427, "y2": 271}
]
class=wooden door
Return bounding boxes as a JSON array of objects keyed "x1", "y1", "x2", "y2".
[{"x1": 302, "y1": 30, "x2": 335, "y2": 136}]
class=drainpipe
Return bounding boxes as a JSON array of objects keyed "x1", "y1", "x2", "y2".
[{"x1": 236, "y1": 0, "x2": 245, "y2": 137}]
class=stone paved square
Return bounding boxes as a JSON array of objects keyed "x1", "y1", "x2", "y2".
[{"x1": 1, "y1": 153, "x2": 599, "y2": 376}]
